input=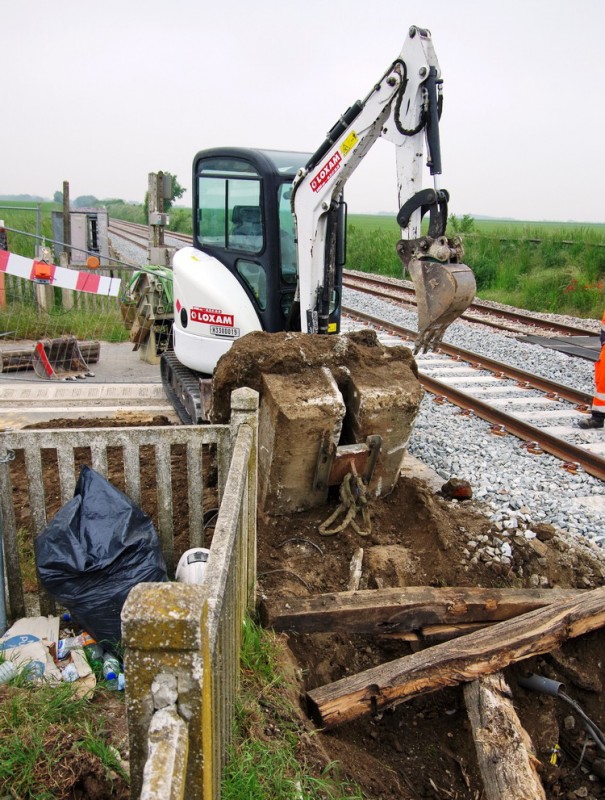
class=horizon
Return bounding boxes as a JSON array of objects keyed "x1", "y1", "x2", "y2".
[{"x1": 2, "y1": 194, "x2": 604, "y2": 229}]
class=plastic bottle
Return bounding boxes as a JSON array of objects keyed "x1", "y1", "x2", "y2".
[
  {"x1": 102, "y1": 654, "x2": 123, "y2": 690},
  {"x1": 62, "y1": 663, "x2": 79, "y2": 682},
  {"x1": 57, "y1": 635, "x2": 84, "y2": 660},
  {"x1": 0, "y1": 661, "x2": 16, "y2": 685},
  {"x1": 83, "y1": 642, "x2": 104, "y2": 662}
]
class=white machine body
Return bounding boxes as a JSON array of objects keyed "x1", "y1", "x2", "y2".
[{"x1": 172, "y1": 246, "x2": 262, "y2": 374}]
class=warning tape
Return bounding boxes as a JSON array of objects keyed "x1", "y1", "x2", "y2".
[{"x1": 0, "y1": 250, "x2": 121, "y2": 297}]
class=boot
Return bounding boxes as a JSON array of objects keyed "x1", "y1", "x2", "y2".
[{"x1": 578, "y1": 413, "x2": 605, "y2": 429}]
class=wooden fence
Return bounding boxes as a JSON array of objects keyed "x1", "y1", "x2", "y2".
[{"x1": 0, "y1": 387, "x2": 259, "y2": 799}]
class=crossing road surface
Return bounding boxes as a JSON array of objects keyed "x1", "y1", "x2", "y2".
[{"x1": 0, "y1": 342, "x2": 178, "y2": 428}]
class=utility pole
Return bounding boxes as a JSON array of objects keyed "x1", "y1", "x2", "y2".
[
  {"x1": 62, "y1": 181, "x2": 71, "y2": 264},
  {"x1": 148, "y1": 172, "x2": 173, "y2": 265}
]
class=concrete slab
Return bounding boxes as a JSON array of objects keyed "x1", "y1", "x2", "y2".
[
  {"x1": 343, "y1": 360, "x2": 424, "y2": 497},
  {"x1": 513, "y1": 410, "x2": 584, "y2": 420},
  {"x1": 571, "y1": 495, "x2": 605, "y2": 513},
  {"x1": 488, "y1": 396, "x2": 560, "y2": 407}
]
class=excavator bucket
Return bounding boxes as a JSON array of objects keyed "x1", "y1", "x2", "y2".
[
  {"x1": 397, "y1": 236, "x2": 476, "y2": 353},
  {"x1": 32, "y1": 336, "x2": 95, "y2": 380}
]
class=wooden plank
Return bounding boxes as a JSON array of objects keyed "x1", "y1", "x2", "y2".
[
  {"x1": 261, "y1": 586, "x2": 581, "y2": 635},
  {"x1": 306, "y1": 586, "x2": 605, "y2": 729},
  {"x1": 464, "y1": 673, "x2": 546, "y2": 800}
]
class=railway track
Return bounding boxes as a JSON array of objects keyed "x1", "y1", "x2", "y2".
[
  {"x1": 343, "y1": 271, "x2": 597, "y2": 338},
  {"x1": 108, "y1": 217, "x2": 605, "y2": 483},
  {"x1": 342, "y1": 308, "x2": 605, "y2": 482}
]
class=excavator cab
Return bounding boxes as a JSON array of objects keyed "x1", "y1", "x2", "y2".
[{"x1": 190, "y1": 147, "x2": 343, "y2": 336}]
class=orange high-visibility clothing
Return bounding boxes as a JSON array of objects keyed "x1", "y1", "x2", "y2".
[{"x1": 592, "y1": 310, "x2": 605, "y2": 413}]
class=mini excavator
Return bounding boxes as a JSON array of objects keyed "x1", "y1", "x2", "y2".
[{"x1": 158, "y1": 25, "x2": 476, "y2": 424}]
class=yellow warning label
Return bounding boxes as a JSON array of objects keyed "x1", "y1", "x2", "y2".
[
  {"x1": 328, "y1": 322, "x2": 338, "y2": 333},
  {"x1": 340, "y1": 131, "x2": 358, "y2": 156}
]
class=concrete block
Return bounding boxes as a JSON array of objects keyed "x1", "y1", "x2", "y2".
[
  {"x1": 258, "y1": 367, "x2": 345, "y2": 514},
  {"x1": 342, "y1": 361, "x2": 424, "y2": 496}
]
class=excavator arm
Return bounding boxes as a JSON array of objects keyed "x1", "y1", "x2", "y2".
[{"x1": 290, "y1": 25, "x2": 475, "y2": 352}]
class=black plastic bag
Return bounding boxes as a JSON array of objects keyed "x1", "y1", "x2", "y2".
[{"x1": 35, "y1": 465, "x2": 168, "y2": 649}]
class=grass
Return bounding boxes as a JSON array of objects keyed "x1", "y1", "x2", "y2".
[
  {"x1": 222, "y1": 618, "x2": 363, "y2": 799},
  {"x1": 0, "y1": 301, "x2": 129, "y2": 342},
  {"x1": 0, "y1": 661, "x2": 128, "y2": 799},
  {"x1": 345, "y1": 214, "x2": 605, "y2": 320},
  {"x1": 16, "y1": 527, "x2": 37, "y2": 593},
  {"x1": 0, "y1": 201, "x2": 57, "y2": 259}
]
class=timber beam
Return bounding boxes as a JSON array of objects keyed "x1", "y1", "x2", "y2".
[
  {"x1": 305, "y1": 585, "x2": 605, "y2": 729},
  {"x1": 260, "y1": 586, "x2": 581, "y2": 636}
]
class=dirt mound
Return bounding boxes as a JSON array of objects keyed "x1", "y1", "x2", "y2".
[
  {"x1": 210, "y1": 328, "x2": 418, "y2": 422},
  {"x1": 257, "y1": 473, "x2": 605, "y2": 799}
]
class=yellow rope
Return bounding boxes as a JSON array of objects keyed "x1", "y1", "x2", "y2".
[{"x1": 319, "y1": 470, "x2": 371, "y2": 537}]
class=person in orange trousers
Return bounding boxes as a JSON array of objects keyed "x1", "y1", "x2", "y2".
[{"x1": 579, "y1": 309, "x2": 605, "y2": 428}]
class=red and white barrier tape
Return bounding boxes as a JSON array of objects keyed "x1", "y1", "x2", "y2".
[{"x1": 0, "y1": 250, "x2": 121, "y2": 297}]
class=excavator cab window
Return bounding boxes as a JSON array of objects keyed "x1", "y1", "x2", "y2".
[
  {"x1": 192, "y1": 147, "x2": 311, "y2": 334},
  {"x1": 197, "y1": 158, "x2": 264, "y2": 254},
  {"x1": 278, "y1": 184, "x2": 297, "y2": 285},
  {"x1": 237, "y1": 260, "x2": 267, "y2": 309}
]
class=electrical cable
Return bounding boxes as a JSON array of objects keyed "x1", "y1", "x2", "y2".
[{"x1": 517, "y1": 673, "x2": 605, "y2": 758}]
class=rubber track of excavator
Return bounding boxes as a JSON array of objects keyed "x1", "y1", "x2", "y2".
[{"x1": 160, "y1": 351, "x2": 203, "y2": 425}]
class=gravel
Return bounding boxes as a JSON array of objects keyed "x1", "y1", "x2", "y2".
[
  {"x1": 111, "y1": 231, "x2": 605, "y2": 555},
  {"x1": 344, "y1": 286, "x2": 605, "y2": 553}
]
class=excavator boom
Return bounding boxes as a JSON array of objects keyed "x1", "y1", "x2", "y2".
[{"x1": 291, "y1": 25, "x2": 475, "y2": 349}]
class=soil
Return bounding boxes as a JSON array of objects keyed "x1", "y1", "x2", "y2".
[{"x1": 7, "y1": 328, "x2": 605, "y2": 798}]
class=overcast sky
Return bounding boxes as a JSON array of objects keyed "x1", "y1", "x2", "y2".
[{"x1": 3, "y1": 0, "x2": 604, "y2": 223}]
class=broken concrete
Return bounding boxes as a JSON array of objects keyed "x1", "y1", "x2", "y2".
[
  {"x1": 213, "y1": 330, "x2": 424, "y2": 515},
  {"x1": 258, "y1": 367, "x2": 345, "y2": 514}
]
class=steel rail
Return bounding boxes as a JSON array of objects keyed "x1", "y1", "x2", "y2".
[
  {"x1": 342, "y1": 305, "x2": 605, "y2": 482},
  {"x1": 343, "y1": 271, "x2": 597, "y2": 337},
  {"x1": 343, "y1": 306, "x2": 593, "y2": 406},
  {"x1": 419, "y1": 372, "x2": 605, "y2": 483}
]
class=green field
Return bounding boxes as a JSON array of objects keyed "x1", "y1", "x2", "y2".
[
  {"x1": 0, "y1": 200, "x2": 58, "y2": 258},
  {"x1": 347, "y1": 213, "x2": 605, "y2": 320}
]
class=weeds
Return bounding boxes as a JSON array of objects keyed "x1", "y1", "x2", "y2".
[
  {"x1": 0, "y1": 302, "x2": 129, "y2": 343},
  {"x1": 0, "y1": 670, "x2": 128, "y2": 799},
  {"x1": 345, "y1": 215, "x2": 605, "y2": 320},
  {"x1": 223, "y1": 618, "x2": 363, "y2": 799}
]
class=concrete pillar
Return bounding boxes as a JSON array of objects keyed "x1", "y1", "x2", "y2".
[
  {"x1": 342, "y1": 361, "x2": 424, "y2": 496},
  {"x1": 122, "y1": 582, "x2": 206, "y2": 800},
  {"x1": 258, "y1": 367, "x2": 345, "y2": 514},
  {"x1": 229, "y1": 387, "x2": 259, "y2": 609}
]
